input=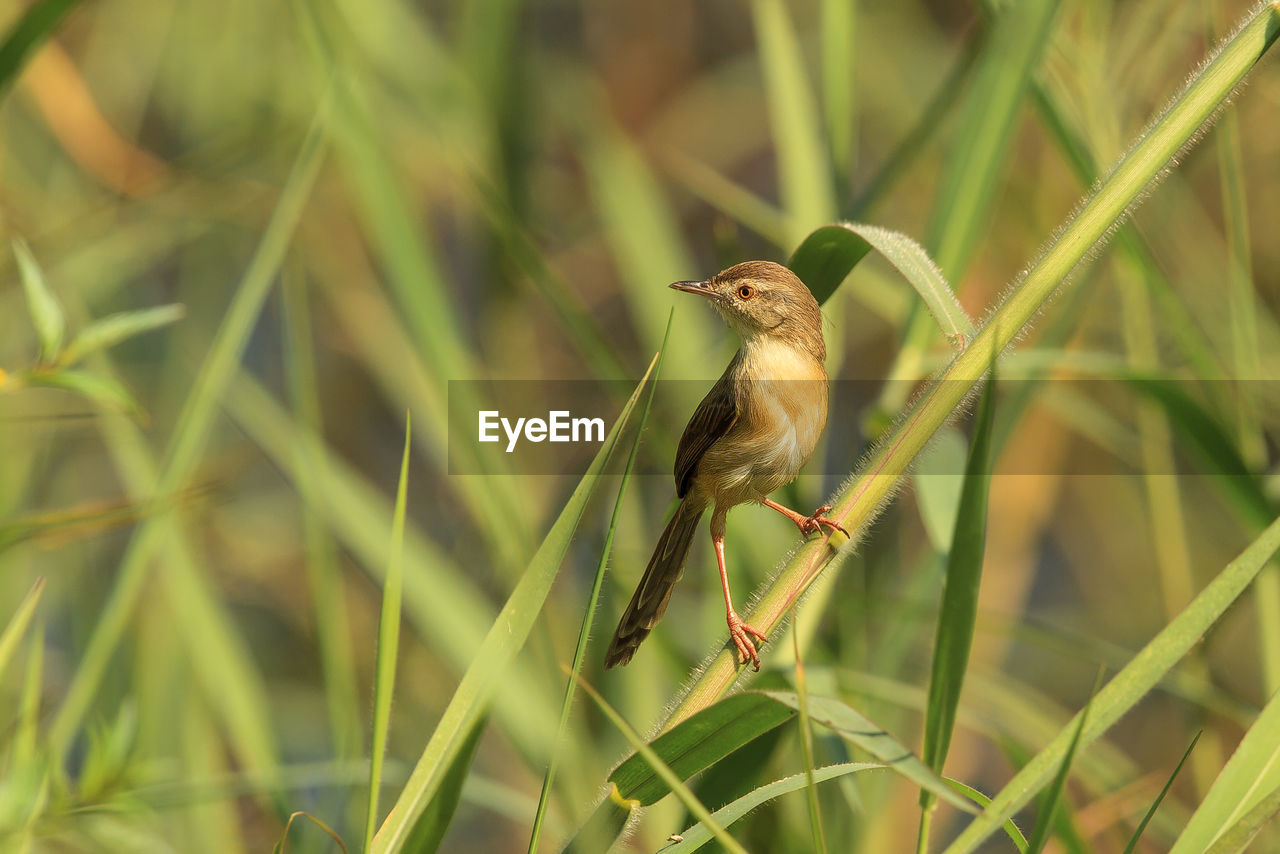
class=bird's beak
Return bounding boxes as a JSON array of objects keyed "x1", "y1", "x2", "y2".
[{"x1": 669, "y1": 280, "x2": 724, "y2": 302}]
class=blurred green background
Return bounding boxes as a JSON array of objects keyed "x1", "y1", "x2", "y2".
[{"x1": 2, "y1": 0, "x2": 1279, "y2": 851}]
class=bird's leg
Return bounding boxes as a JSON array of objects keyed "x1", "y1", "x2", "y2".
[
  {"x1": 711, "y1": 511, "x2": 767, "y2": 670},
  {"x1": 760, "y1": 497, "x2": 849, "y2": 537}
]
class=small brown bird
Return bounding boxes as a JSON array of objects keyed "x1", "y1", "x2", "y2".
[{"x1": 605, "y1": 261, "x2": 844, "y2": 671}]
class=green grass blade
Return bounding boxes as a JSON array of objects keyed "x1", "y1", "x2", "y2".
[
  {"x1": 0, "y1": 0, "x2": 80, "y2": 100},
  {"x1": 22, "y1": 369, "x2": 139, "y2": 415},
  {"x1": 763, "y1": 691, "x2": 976, "y2": 814},
  {"x1": 1123, "y1": 731, "x2": 1201, "y2": 854},
  {"x1": 751, "y1": 0, "x2": 837, "y2": 245},
  {"x1": 1169, "y1": 686, "x2": 1280, "y2": 853},
  {"x1": 610, "y1": 692, "x2": 796, "y2": 807},
  {"x1": 925, "y1": 0, "x2": 1061, "y2": 279},
  {"x1": 941, "y1": 514, "x2": 1280, "y2": 853},
  {"x1": 46, "y1": 120, "x2": 328, "y2": 762},
  {"x1": 913, "y1": 427, "x2": 968, "y2": 552},
  {"x1": 526, "y1": 312, "x2": 670, "y2": 854},
  {"x1": 369, "y1": 354, "x2": 660, "y2": 853},
  {"x1": 576, "y1": 674, "x2": 748, "y2": 854},
  {"x1": 919, "y1": 373, "x2": 997, "y2": 822},
  {"x1": 363, "y1": 415, "x2": 411, "y2": 853},
  {"x1": 820, "y1": 0, "x2": 856, "y2": 199},
  {"x1": 946, "y1": 779, "x2": 1027, "y2": 853},
  {"x1": 281, "y1": 270, "x2": 361, "y2": 761},
  {"x1": 401, "y1": 714, "x2": 488, "y2": 854},
  {"x1": 792, "y1": 639, "x2": 828, "y2": 854},
  {"x1": 666, "y1": 762, "x2": 882, "y2": 854},
  {"x1": 789, "y1": 223, "x2": 974, "y2": 345},
  {"x1": 13, "y1": 238, "x2": 66, "y2": 364},
  {"x1": 1203, "y1": 784, "x2": 1280, "y2": 854},
  {"x1": 1025, "y1": 672, "x2": 1098, "y2": 854},
  {"x1": 59, "y1": 304, "x2": 186, "y2": 367},
  {"x1": 0, "y1": 578, "x2": 44, "y2": 683},
  {"x1": 660, "y1": 0, "x2": 1280, "y2": 736}
]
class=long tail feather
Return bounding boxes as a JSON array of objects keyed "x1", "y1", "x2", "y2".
[{"x1": 604, "y1": 498, "x2": 706, "y2": 668}]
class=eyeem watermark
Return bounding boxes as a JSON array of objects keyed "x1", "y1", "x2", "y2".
[{"x1": 478, "y1": 410, "x2": 605, "y2": 453}]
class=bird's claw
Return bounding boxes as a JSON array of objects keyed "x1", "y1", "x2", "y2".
[
  {"x1": 726, "y1": 611, "x2": 767, "y2": 671},
  {"x1": 797, "y1": 505, "x2": 849, "y2": 538}
]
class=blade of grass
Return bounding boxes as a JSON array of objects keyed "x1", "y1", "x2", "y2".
[
  {"x1": 763, "y1": 691, "x2": 976, "y2": 814},
  {"x1": 660, "y1": 0, "x2": 1280, "y2": 735},
  {"x1": 1203, "y1": 784, "x2": 1280, "y2": 854},
  {"x1": 918, "y1": 373, "x2": 997, "y2": 850},
  {"x1": 1025, "y1": 670, "x2": 1101, "y2": 854},
  {"x1": 1122, "y1": 731, "x2": 1201, "y2": 854},
  {"x1": 370, "y1": 354, "x2": 660, "y2": 853},
  {"x1": 46, "y1": 119, "x2": 327, "y2": 762},
  {"x1": 363, "y1": 415, "x2": 411, "y2": 853},
  {"x1": 876, "y1": 0, "x2": 1060, "y2": 416},
  {"x1": 941, "y1": 513, "x2": 1280, "y2": 853},
  {"x1": 665, "y1": 762, "x2": 882, "y2": 854},
  {"x1": 1169, "y1": 685, "x2": 1280, "y2": 853},
  {"x1": 946, "y1": 779, "x2": 1027, "y2": 853},
  {"x1": 0, "y1": 578, "x2": 44, "y2": 682},
  {"x1": 574, "y1": 673, "x2": 748, "y2": 854},
  {"x1": 58, "y1": 304, "x2": 186, "y2": 367},
  {"x1": 751, "y1": 0, "x2": 838, "y2": 245},
  {"x1": 820, "y1": 0, "x2": 856, "y2": 202},
  {"x1": 0, "y1": 0, "x2": 81, "y2": 101},
  {"x1": 281, "y1": 269, "x2": 361, "y2": 761},
  {"x1": 792, "y1": 631, "x2": 828, "y2": 854},
  {"x1": 526, "y1": 312, "x2": 670, "y2": 854},
  {"x1": 401, "y1": 714, "x2": 488, "y2": 854},
  {"x1": 13, "y1": 238, "x2": 66, "y2": 363}
]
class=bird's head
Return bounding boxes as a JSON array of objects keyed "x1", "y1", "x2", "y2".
[{"x1": 670, "y1": 261, "x2": 825, "y2": 360}]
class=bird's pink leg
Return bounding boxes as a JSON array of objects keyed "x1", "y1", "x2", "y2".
[
  {"x1": 711, "y1": 512, "x2": 767, "y2": 670},
  {"x1": 760, "y1": 497, "x2": 848, "y2": 537}
]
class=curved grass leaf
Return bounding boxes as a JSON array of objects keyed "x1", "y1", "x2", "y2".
[
  {"x1": 788, "y1": 222, "x2": 974, "y2": 346},
  {"x1": 370, "y1": 353, "x2": 660, "y2": 854},
  {"x1": 13, "y1": 238, "x2": 65, "y2": 364},
  {"x1": 920, "y1": 373, "x2": 996, "y2": 817},
  {"x1": 363, "y1": 416, "x2": 411, "y2": 853},
  {"x1": 941, "y1": 513, "x2": 1280, "y2": 853},
  {"x1": 1169, "y1": 685, "x2": 1280, "y2": 853},
  {"x1": 59, "y1": 304, "x2": 186, "y2": 367},
  {"x1": 763, "y1": 691, "x2": 976, "y2": 814},
  {"x1": 665, "y1": 762, "x2": 883, "y2": 854},
  {"x1": 946, "y1": 779, "x2": 1027, "y2": 853}
]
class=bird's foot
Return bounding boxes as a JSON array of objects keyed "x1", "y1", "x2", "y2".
[
  {"x1": 796, "y1": 505, "x2": 849, "y2": 538},
  {"x1": 726, "y1": 611, "x2": 768, "y2": 671}
]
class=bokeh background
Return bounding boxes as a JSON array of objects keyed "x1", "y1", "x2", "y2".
[{"x1": 2, "y1": 0, "x2": 1280, "y2": 851}]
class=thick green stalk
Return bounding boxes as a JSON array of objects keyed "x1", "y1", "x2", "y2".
[{"x1": 663, "y1": 0, "x2": 1280, "y2": 730}]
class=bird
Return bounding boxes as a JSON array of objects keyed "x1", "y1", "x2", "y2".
[{"x1": 604, "y1": 260, "x2": 844, "y2": 671}]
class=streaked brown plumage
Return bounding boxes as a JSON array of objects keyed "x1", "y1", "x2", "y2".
[{"x1": 605, "y1": 261, "x2": 843, "y2": 671}]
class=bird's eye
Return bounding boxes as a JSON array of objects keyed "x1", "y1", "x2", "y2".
[{"x1": 736, "y1": 284, "x2": 756, "y2": 300}]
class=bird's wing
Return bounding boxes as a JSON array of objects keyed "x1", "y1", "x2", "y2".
[{"x1": 674, "y1": 370, "x2": 738, "y2": 498}]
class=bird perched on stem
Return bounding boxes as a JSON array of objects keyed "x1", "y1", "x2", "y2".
[{"x1": 605, "y1": 261, "x2": 844, "y2": 671}]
